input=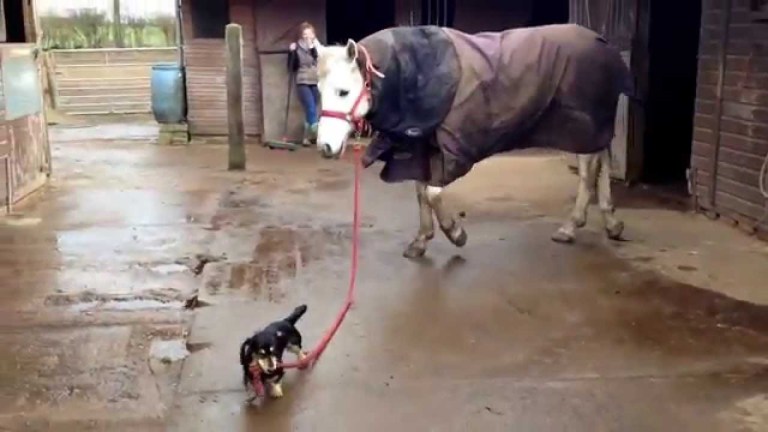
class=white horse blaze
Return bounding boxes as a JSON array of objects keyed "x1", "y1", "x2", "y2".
[
  {"x1": 316, "y1": 43, "x2": 371, "y2": 156},
  {"x1": 316, "y1": 116, "x2": 352, "y2": 155}
]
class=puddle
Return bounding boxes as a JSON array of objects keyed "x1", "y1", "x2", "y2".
[
  {"x1": 720, "y1": 394, "x2": 768, "y2": 431},
  {"x1": 150, "y1": 339, "x2": 190, "y2": 363},
  {"x1": 191, "y1": 254, "x2": 226, "y2": 276},
  {"x1": 314, "y1": 177, "x2": 349, "y2": 191},
  {"x1": 1, "y1": 216, "x2": 42, "y2": 227},
  {"x1": 72, "y1": 300, "x2": 184, "y2": 312},
  {"x1": 45, "y1": 290, "x2": 187, "y2": 311},
  {"x1": 220, "y1": 189, "x2": 269, "y2": 209},
  {"x1": 149, "y1": 263, "x2": 189, "y2": 275},
  {"x1": 677, "y1": 265, "x2": 698, "y2": 272},
  {"x1": 206, "y1": 225, "x2": 346, "y2": 301},
  {"x1": 186, "y1": 342, "x2": 212, "y2": 353}
]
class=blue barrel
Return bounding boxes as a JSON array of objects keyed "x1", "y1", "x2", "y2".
[{"x1": 151, "y1": 63, "x2": 187, "y2": 124}]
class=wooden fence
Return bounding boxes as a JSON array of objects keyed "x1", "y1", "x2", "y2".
[{"x1": 47, "y1": 48, "x2": 180, "y2": 115}]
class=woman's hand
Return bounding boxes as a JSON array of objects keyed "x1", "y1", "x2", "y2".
[{"x1": 289, "y1": 42, "x2": 297, "y2": 51}]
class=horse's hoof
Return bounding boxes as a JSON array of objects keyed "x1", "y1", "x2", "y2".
[
  {"x1": 551, "y1": 229, "x2": 575, "y2": 244},
  {"x1": 606, "y1": 220, "x2": 625, "y2": 241},
  {"x1": 452, "y1": 227, "x2": 468, "y2": 248},
  {"x1": 403, "y1": 243, "x2": 427, "y2": 259},
  {"x1": 441, "y1": 224, "x2": 467, "y2": 248}
]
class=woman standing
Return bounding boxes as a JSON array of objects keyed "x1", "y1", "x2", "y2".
[{"x1": 289, "y1": 22, "x2": 323, "y2": 146}]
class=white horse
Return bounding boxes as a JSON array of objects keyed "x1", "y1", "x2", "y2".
[{"x1": 315, "y1": 26, "x2": 627, "y2": 258}]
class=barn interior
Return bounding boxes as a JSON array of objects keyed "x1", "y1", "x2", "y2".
[
  {"x1": 326, "y1": 0, "x2": 570, "y2": 45},
  {"x1": 2, "y1": 0, "x2": 27, "y2": 42},
  {"x1": 326, "y1": 0, "x2": 396, "y2": 44},
  {"x1": 643, "y1": 0, "x2": 702, "y2": 186}
]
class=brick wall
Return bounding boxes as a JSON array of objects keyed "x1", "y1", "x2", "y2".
[{"x1": 692, "y1": 0, "x2": 768, "y2": 234}]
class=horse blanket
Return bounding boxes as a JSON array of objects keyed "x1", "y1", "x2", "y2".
[{"x1": 359, "y1": 24, "x2": 633, "y2": 186}]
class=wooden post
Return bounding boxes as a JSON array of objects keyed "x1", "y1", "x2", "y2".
[
  {"x1": 226, "y1": 24, "x2": 246, "y2": 170},
  {"x1": 113, "y1": 0, "x2": 124, "y2": 48}
]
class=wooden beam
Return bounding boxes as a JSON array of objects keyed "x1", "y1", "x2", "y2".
[
  {"x1": 226, "y1": 24, "x2": 246, "y2": 171},
  {"x1": 708, "y1": 0, "x2": 732, "y2": 208},
  {"x1": 113, "y1": 0, "x2": 124, "y2": 48}
]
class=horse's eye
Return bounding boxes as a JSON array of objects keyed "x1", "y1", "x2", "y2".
[{"x1": 338, "y1": 89, "x2": 350, "y2": 97}]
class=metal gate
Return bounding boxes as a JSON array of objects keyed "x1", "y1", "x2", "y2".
[{"x1": 49, "y1": 48, "x2": 179, "y2": 115}]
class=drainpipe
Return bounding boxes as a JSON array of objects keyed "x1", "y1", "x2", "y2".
[
  {"x1": 176, "y1": 0, "x2": 185, "y2": 67},
  {"x1": 707, "y1": 0, "x2": 732, "y2": 210}
]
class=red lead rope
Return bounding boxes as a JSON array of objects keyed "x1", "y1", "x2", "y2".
[{"x1": 250, "y1": 145, "x2": 363, "y2": 392}]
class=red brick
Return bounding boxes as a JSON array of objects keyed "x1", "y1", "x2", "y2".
[
  {"x1": 724, "y1": 71, "x2": 768, "y2": 89},
  {"x1": 697, "y1": 84, "x2": 718, "y2": 101},
  {"x1": 722, "y1": 101, "x2": 768, "y2": 122},
  {"x1": 694, "y1": 113, "x2": 717, "y2": 129},
  {"x1": 720, "y1": 118, "x2": 768, "y2": 140},
  {"x1": 694, "y1": 127, "x2": 716, "y2": 144},
  {"x1": 722, "y1": 87, "x2": 768, "y2": 107},
  {"x1": 696, "y1": 100, "x2": 717, "y2": 116},
  {"x1": 720, "y1": 132, "x2": 768, "y2": 154},
  {"x1": 700, "y1": 40, "x2": 723, "y2": 56}
]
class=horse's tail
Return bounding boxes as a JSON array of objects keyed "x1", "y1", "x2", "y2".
[{"x1": 615, "y1": 56, "x2": 642, "y2": 105}]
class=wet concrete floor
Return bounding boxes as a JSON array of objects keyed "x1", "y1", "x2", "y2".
[{"x1": 2, "y1": 125, "x2": 768, "y2": 431}]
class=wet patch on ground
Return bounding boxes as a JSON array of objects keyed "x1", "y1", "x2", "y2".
[
  {"x1": 44, "y1": 289, "x2": 188, "y2": 312},
  {"x1": 313, "y1": 177, "x2": 350, "y2": 191},
  {"x1": 0, "y1": 324, "x2": 185, "y2": 427},
  {"x1": 367, "y1": 222, "x2": 768, "y2": 387},
  {"x1": 202, "y1": 225, "x2": 348, "y2": 301}
]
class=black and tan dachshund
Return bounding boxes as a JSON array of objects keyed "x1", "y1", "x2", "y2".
[{"x1": 239, "y1": 305, "x2": 308, "y2": 400}]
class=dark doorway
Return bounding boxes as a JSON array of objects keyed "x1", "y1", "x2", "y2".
[
  {"x1": 2, "y1": 0, "x2": 27, "y2": 43},
  {"x1": 529, "y1": 0, "x2": 569, "y2": 26},
  {"x1": 421, "y1": 0, "x2": 456, "y2": 26},
  {"x1": 326, "y1": 0, "x2": 396, "y2": 44},
  {"x1": 642, "y1": 0, "x2": 702, "y2": 184}
]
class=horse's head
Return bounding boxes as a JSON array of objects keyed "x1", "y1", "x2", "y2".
[{"x1": 316, "y1": 40, "x2": 371, "y2": 159}]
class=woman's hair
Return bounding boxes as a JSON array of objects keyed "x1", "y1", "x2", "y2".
[{"x1": 298, "y1": 22, "x2": 315, "y2": 38}]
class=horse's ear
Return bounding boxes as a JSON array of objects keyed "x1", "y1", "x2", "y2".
[{"x1": 345, "y1": 39, "x2": 358, "y2": 62}]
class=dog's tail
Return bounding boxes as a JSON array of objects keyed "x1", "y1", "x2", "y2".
[
  {"x1": 239, "y1": 338, "x2": 250, "y2": 367},
  {"x1": 285, "y1": 304, "x2": 308, "y2": 326},
  {"x1": 240, "y1": 337, "x2": 252, "y2": 388}
]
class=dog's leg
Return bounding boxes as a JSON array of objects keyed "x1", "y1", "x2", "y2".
[
  {"x1": 287, "y1": 344, "x2": 308, "y2": 362},
  {"x1": 553, "y1": 153, "x2": 598, "y2": 243},
  {"x1": 404, "y1": 182, "x2": 436, "y2": 258},
  {"x1": 425, "y1": 185, "x2": 467, "y2": 248},
  {"x1": 269, "y1": 381, "x2": 284, "y2": 398},
  {"x1": 597, "y1": 149, "x2": 624, "y2": 240}
]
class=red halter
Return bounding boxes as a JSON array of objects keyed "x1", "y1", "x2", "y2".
[{"x1": 320, "y1": 44, "x2": 384, "y2": 135}]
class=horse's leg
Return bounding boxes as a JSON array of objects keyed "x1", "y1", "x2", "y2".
[
  {"x1": 425, "y1": 185, "x2": 468, "y2": 248},
  {"x1": 597, "y1": 149, "x2": 625, "y2": 240},
  {"x1": 552, "y1": 153, "x2": 599, "y2": 243},
  {"x1": 404, "y1": 182, "x2": 436, "y2": 258}
]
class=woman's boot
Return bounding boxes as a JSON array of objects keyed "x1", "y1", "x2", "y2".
[
  {"x1": 302, "y1": 122, "x2": 311, "y2": 146},
  {"x1": 309, "y1": 122, "x2": 319, "y2": 145}
]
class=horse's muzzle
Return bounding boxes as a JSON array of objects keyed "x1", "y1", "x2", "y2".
[{"x1": 319, "y1": 143, "x2": 339, "y2": 160}]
